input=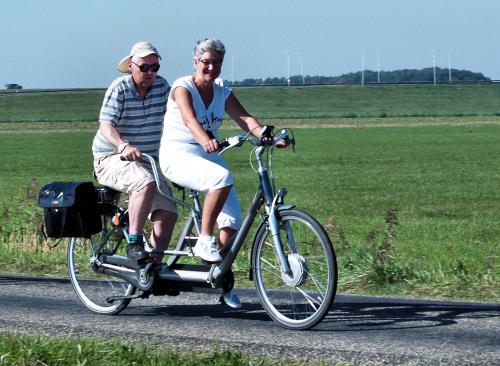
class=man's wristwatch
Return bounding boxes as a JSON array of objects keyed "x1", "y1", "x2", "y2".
[{"x1": 117, "y1": 141, "x2": 129, "y2": 153}]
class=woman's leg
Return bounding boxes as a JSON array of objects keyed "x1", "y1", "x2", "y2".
[
  {"x1": 201, "y1": 185, "x2": 232, "y2": 237},
  {"x1": 215, "y1": 186, "x2": 242, "y2": 246},
  {"x1": 159, "y1": 144, "x2": 235, "y2": 261},
  {"x1": 219, "y1": 227, "x2": 237, "y2": 247}
]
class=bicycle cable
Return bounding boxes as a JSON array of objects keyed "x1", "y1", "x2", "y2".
[
  {"x1": 249, "y1": 145, "x2": 259, "y2": 174},
  {"x1": 268, "y1": 145, "x2": 276, "y2": 194}
]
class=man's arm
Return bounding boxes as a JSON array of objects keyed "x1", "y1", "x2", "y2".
[{"x1": 99, "y1": 121, "x2": 141, "y2": 161}]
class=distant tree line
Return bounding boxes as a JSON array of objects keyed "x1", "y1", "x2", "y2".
[{"x1": 228, "y1": 67, "x2": 491, "y2": 86}]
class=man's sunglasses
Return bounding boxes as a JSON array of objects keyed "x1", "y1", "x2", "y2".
[{"x1": 131, "y1": 61, "x2": 160, "y2": 72}]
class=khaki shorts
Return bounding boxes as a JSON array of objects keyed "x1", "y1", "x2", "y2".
[{"x1": 94, "y1": 154, "x2": 177, "y2": 215}]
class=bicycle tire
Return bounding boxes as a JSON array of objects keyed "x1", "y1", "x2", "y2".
[
  {"x1": 252, "y1": 209, "x2": 337, "y2": 330},
  {"x1": 67, "y1": 216, "x2": 135, "y2": 314}
]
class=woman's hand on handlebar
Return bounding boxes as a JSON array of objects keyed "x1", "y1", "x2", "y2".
[
  {"x1": 273, "y1": 128, "x2": 295, "y2": 149},
  {"x1": 256, "y1": 125, "x2": 289, "y2": 148},
  {"x1": 217, "y1": 127, "x2": 294, "y2": 153},
  {"x1": 274, "y1": 138, "x2": 288, "y2": 148},
  {"x1": 202, "y1": 138, "x2": 220, "y2": 153}
]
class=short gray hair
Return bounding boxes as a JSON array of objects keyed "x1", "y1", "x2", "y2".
[{"x1": 194, "y1": 38, "x2": 226, "y2": 61}]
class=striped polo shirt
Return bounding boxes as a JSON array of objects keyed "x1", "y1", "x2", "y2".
[{"x1": 92, "y1": 74, "x2": 170, "y2": 164}]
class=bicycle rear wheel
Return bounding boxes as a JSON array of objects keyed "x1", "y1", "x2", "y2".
[
  {"x1": 252, "y1": 209, "x2": 337, "y2": 330},
  {"x1": 67, "y1": 217, "x2": 135, "y2": 314}
]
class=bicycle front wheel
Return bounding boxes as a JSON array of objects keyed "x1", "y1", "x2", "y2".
[
  {"x1": 252, "y1": 209, "x2": 337, "y2": 330},
  {"x1": 67, "y1": 220, "x2": 135, "y2": 314}
]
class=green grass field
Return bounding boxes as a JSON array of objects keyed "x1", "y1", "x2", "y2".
[
  {"x1": 0, "y1": 85, "x2": 498, "y2": 302},
  {"x1": 2, "y1": 83, "x2": 500, "y2": 123}
]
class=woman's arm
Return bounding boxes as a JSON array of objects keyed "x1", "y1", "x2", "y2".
[
  {"x1": 225, "y1": 93, "x2": 287, "y2": 147},
  {"x1": 225, "y1": 93, "x2": 263, "y2": 138},
  {"x1": 173, "y1": 87, "x2": 219, "y2": 152}
]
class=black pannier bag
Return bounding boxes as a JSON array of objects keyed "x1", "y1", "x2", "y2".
[{"x1": 38, "y1": 182, "x2": 101, "y2": 238}]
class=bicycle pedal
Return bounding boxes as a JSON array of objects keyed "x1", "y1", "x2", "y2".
[
  {"x1": 137, "y1": 256, "x2": 155, "y2": 264},
  {"x1": 164, "y1": 249, "x2": 193, "y2": 256}
]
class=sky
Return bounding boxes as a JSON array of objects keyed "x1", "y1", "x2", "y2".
[{"x1": 1, "y1": 0, "x2": 499, "y2": 88}]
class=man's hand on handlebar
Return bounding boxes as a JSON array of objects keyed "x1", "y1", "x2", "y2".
[{"x1": 120, "y1": 144, "x2": 142, "y2": 161}]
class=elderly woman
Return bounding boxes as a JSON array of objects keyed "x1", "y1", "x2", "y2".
[{"x1": 159, "y1": 38, "x2": 271, "y2": 307}]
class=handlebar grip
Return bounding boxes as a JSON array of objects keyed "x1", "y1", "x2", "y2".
[{"x1": 218, "y1": 139, "x2": 230, "y2": 149}]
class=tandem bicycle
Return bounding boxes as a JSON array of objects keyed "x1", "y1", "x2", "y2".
[{"x1": 66, "y1": 125, "x2": 338, "y2": 330}]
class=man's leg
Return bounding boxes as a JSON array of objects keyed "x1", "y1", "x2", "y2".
[
  {"x1": 126, "y1": 182, "x2": 156, "y2": 260},
  {"x1": 128, "y1": 182, "x2": 155, "y2": 235},
  {"x1": 150, "y1": 209, "x2": 177, "y2": 263}
]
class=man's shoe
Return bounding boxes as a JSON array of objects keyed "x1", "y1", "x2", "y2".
[
  {"x1": 216, "y1": 289, "x2": 242, "y2": 309},
  {"x1": 126, "y1": 243, "x2": 148, "y2": 261},
  {"x1": 193, "y1": 236, "x2": 222, "y2": 262}
]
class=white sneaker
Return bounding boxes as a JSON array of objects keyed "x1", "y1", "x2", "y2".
[
  {"x1": 216, "y1": 289, "x2": 242, "y2": 309},
  {"x1": 193, "y1": 235, "x2": 222, "y2": 262}
]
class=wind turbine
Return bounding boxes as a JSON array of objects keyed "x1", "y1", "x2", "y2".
[
  {"x1": 286, "y1": 50, "x2": 291, "y2": 87},
  {"x1": 430, "y1": 50, "x2": 436, "y2": 85}
]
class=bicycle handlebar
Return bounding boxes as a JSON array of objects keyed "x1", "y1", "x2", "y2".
[
  {"x1": 218, "y1": 125, "x2": 295, "y2": 154},
  {"x1": 118, "y1": 126, "x2": 295, "y2": 160}
]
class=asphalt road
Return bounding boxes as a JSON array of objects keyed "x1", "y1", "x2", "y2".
[{"x1": 0, "y1": 275, "x2": 498, "y2": 365}]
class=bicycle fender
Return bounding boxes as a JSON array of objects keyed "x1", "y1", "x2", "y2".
[{"x1": 277, "y1": 205, "x2": 295, "y2": 211}]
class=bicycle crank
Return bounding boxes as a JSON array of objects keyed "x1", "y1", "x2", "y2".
[
  {"x1": 135, "y1": 262, "x2": 155, "y2": 291},
  {"x1": 106, "y1": 292, "x2": 146, "y2": 304}
]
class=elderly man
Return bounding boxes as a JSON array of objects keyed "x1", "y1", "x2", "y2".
[{"x1": 92, "y1": 41, "x2": 177, "y2": 262}]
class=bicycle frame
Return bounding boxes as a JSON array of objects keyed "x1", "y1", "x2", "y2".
[{"x1": 99, "y1": 127, "x2": 294, "y2": 293}]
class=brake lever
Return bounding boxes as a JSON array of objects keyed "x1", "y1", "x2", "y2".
[
  {"x1": 218, "y1": 135, "x2": 245, "y2": 155},
  {"x1": 281, "y1": 128, "x2": 296, "y2": 152}
]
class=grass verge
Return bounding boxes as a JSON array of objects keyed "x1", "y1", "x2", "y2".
[{"x1": 0, "y1": 333, "x2": 333, "y2": 366}]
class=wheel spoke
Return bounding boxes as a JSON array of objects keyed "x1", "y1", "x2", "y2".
[
  {"x1": 260, "y1": 256, "x2": 280, "y2": 270},
  {"x1": 304, "y1": 270, "x2": 328, "y2": 295},
  {"x1": 295, "y1": 286, "x2": 320, "y2": 310},
  {"x1": 260, "y1": 265, "x2": 283, "y2": 280}
]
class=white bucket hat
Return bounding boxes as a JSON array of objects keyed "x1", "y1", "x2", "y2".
[{"x1": 117, "y1": 41, "x2": 162, "y2": 73}]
